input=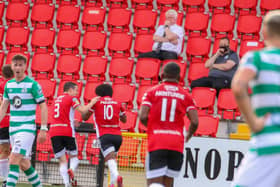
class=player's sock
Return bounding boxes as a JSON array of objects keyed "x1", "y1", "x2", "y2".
[
  {"x1": 0, "y1": 159, "x2": 9, "y2": 180},
  {"x1": 59, "y1": 163, "x2": 70, "y2": 186},
  {"x1": 6, "y1": 164, "x2": 19, "y2": 187},
  {"x1": 24, "y1": 166, "x2": 42, "y2": 187},
  {"x1": 107, "y1": 159, "x2": 119, "y2": 184},
  {"x1": 69, "y1": 157, "x2": 79, "y2": 172}
]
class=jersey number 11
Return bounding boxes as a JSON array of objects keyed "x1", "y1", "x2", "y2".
[{"x1": 161, "y1": 98, "x2": 177, "y2": 122}]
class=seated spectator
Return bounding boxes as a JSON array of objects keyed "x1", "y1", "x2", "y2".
[
  {"x1": 190, "y1": 37, "x2": 239, "y2": 95},
  {"x1": 138, "y1": 9, "x2": 184, "y2": 61}
]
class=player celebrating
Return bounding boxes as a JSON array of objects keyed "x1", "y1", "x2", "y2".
[
  {"x1": 139, "y1": 62, "x2": 198, "y2": 187},
  {"x1": 0, "y1": 54, "x2": 48, "y2": 187},
  {"x1": 231, "y1": 10, "x2": 280, "y2": 187},
  {"x1": 0, "y1": 65, "x2": 13, "y2": 187},
  {"x1": 82, "y1": 84, "x2": 127, "y2": 187},
  {"x1": 49, "y1": 82, "x2": 99, "y2": 187}
]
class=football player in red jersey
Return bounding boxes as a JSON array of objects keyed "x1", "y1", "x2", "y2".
[
  {"x1": 140, "y1": 62, "x2": 199, "y2": 187},
  {"x1": 49, "y1": 82, "x2": 99, "y2": 187},
  {"x1": 0, "y1": 65, "x2": 13, "y2": 187},
  {"x1": 82, "y1": 84, "x2": 127, "y2": 187}
]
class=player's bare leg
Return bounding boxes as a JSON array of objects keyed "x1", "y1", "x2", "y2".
[
  {"x1": 68, "y1": 155, "x2": 79, "y2": 187},
  {"x1": 59, "y1": 155, "x2": 71, "y2": 187},
  {"x1": 163, "y1": 176, "x2": 174, "y2": 187},
  {"x1": 0, "y1": 143, "x2": 10, "y2": 187},
  {"x1": 147, "y1": 177, "x2": 164, "y2": 187},
  {"x1": 105, "y1": 152, "x2": 122, "y2": 187}
]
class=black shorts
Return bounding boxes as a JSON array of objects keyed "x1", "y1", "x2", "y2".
[
  {"x1": 51, "y1": 136, "x2": 77, "y2": 158},
  {"x1": 146, "y1": 149, "x2": 183, "y2": 179},
  {"x1": 0, "y1": 127, "x2": 9, "y2": 144},
  {"x1": 99, "y1": 134, "x2": 122, "y2": 157}
]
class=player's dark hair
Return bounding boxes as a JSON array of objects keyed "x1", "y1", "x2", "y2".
[
  {"x1": 2, "y1": 64, "x2": 14, "y2": 79},
  {"x1": 12, "y1": 54, "x2": 27, "y2": 64},
  {"x1": 220, "y1": 36, "x2": 230, "y2": 43},
  {"x1": 163, "y1": 62, "x2": 180, "y2": 80},
  {"x1": 95, "y1": 84, "x2": 113, "y2": 97},
  {"x1": 63, "y1": 82, "x2": 77, "y2": 92}
]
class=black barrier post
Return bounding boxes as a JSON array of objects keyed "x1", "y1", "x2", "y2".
[{"x1": 96, "y1": 152, "x2": 105, "y2": 187}]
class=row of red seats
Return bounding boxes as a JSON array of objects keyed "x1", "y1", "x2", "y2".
[{"x1": 8, "y1": 0, "x2": 280, "y2": 15}]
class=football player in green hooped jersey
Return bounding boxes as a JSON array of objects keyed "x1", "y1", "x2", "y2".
[
  {"x1": 0, "y1": 54, "x2": 48, "y2": 187},
  {"x1": 231, "y1": 10, "x2": 280, "y2": 187}
]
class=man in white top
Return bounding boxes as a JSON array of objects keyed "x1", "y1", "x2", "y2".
[{"x1": 138, "y1": 9, "x2": 184, "y2": 60}]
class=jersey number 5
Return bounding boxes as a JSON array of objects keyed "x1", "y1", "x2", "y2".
[
  {"x1": 104, "y1": 105, "x2": 113, "y2": 120},
  {"x1": 54, "y1": 103, "x2": 60, "y2": 118},
  {"x1": 161, "y1": 98, "x2": 177, "y2": 122}
]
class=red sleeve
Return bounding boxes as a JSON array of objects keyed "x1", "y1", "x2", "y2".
[
  {"x1": 141, "y1": 89, "x2": 153, "y2": 107},
  {"x1": 71, "y1": 97, "x2": 80, "y2": 109},
  {"x1": 185, "y1": 94, "x2": 196, "y2": 112}
]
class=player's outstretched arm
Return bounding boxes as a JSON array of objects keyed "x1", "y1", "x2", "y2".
[
  {"x1": 231, "y1": 67, "x2": 266, "y2": 133},
  {"x1": 186, "y1": 109, "x2": 198, "y2": 142},
  {"x1": 76, "y1": 97, "x2": 100, "y2": 120},
  {"x1": 139, "y1": 105, "x2": 150, "y2": 126},
  {"x1": 0, "y1": 100, "x2": 9, "y2": 122},
  {"x1": 38, "y1": 102, "x2": 48, "y2": 143}
]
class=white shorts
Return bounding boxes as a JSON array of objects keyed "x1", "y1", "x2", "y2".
[
  {"x1": 231, "y1": 151, "x2": 280, "y2": 187},
  {"x1": 10, "y1": 132, "x2": 35, "y2": 159}
]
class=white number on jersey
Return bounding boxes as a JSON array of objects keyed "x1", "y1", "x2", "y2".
[
  {"x1": 161, "y1": 98, "x2": 177, "y2": 122},
  {"x1": 54, "y1": 103, "x2": 60, "y2": 118},
  {"x1": 104, "y1": 105, "x2": 113, "y2": 120}
]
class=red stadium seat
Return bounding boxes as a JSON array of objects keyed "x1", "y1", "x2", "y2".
[
  {"x1": 57, "y1": 80, "x2": 83, "y2": 98},
  {"x1": 0, "y1": 2, "x2": 4, "y2": 25},
  {"x1": 56, "y1": 0, "x2": 77, "y2": 5},
  {"x1": 134, "y1": 34, "x2": 153, "y2": 57},
  {"x1": 239, "y1": 40, "x2": 264, "y2": 58},
  {"x1": 186, "y1": 37, "x2": 211, "y2": 63},
  {"x1": 37, "y1": 79, "x2": 56, "y2": 105},
  {"x1": 187, "y1": 63, "x2": 209, "y2": 84},
  {"x1": 82, "y1": 31, "x2": 106, "y2": 56},
  {"x1": 137, "y1": 85, "x2": 153, "y2": 107},
  {"x1": 36, "y1": 105, "x2": 54, "y2": 125},
  {"x1": 108, "y1": 32, "x2": 133, "y2": 57},
  {"x1": 135, "y1": 58, "x2": 161, "y2": 85},
  {"x1": 83, "y1": 56, "x2": 107, "y2": 82},
  {"x1": 211, "y1": 14, "x2": 235, "y2": 39},
  {"x1": 0, "y1": 52, "x2": 4, "y2": 76},
  {"x1": 6, "y1": 2, "x2": 29, "y2": 27},
  {"x1": 158, "y1": 10, "x2": 183, "y2": 26},
  {"x1": 83, "y1": 81, "x2": 103, "y2": 103},
  {"x1": 196, "y1": 115, "x2": 219, "y2": 137},
  {"x1": 31, "y1": 28, "x2": 55, "y2": 53},
  {"x1": 82, "y1": 7, "x2": 106, "y2": 31},
  {"x1": 31, "y1": 4, "x2": 55, "y2": 29},
  {"x1": 184, "y1": 12, "x2": 209, "y2": 38},
  {"x1": 86, "y1": 133, "x2": 99, "y2": 165},
  {"x1": 107, "y1": 8, "x2": 132, "y2": 33},
  {"x1": 82, "y1": 0, "x2": 103, "y2": 7},
  {"x1": 237, "y1": 15, "x2": 262, "y2": 41},
  {"x1": 191, "y1": 87, "x2": 216, "y2": 115},
  {"x1": 57, "y1": 55, "x2": 81, "y2": 80},
  {"x1": 260, "y1": 0, "x2": 280, "y2": 15},
  {"x1": 156, "y1": 0, "x2": 179, "y2": 11},
  {"x1": 218, "y1": 88, "x2": 241, "y2": 120},
  {"x1": 32, "y1": 0, "x2": 53, "y2": 4},
  {"x1": 162, "y1": 60, "x2": 187, "y2": 86},
  {"x1": 112, "y1": 83, "x2": 136, "y2": 109},
  {"x1": 36, "y1": 131, "x2": 54, "y2": 161},
  {"x1": 212, "y1": 38, "x2": 238, "y2": 55},
  {"x1": 182, "y1": 0, "x2": 205, "y2": 13},
  {"x1": 120, "y1": 111, "x2": 137, "y2": 132},
  {"x1": 76, "y1": 133, "x2": 86, "y2": 160},
  {"x1": 109, "y1": 57, "x2": 134, "y2": 84},
  {"x1": 31, "y1": 53, "x2": 56, "y2": 79},
  {"x1": 5, "y1": 27, "x2": 30, "y2": 52},
  {"x1": 234, "y1": 0, "x2": 257, "y2": 16},
  {"x1": 56, "y1": 5, "x2": 80, "y2": 30},
  {"x1": 133, "y1": 10, "x2": 158, "y2": 34},
  {"x1": 56, "y1": 30, "x2": 81, "y2": 54},
  {"x1": 0, "y1": 27, "x2": 4, "y2": 50},
  {"x1": 131, "y1": 0, "x2": 153, "y2": 9},
  {"x1": 106, "y1": 0, "x2": 128, "y2": 8},
  {"x1": 5, "y1": 51, "x2": 30, "y2": 67},
  {"x1": 208, "y1": 0, "x2": 231, "y2": 14}
]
